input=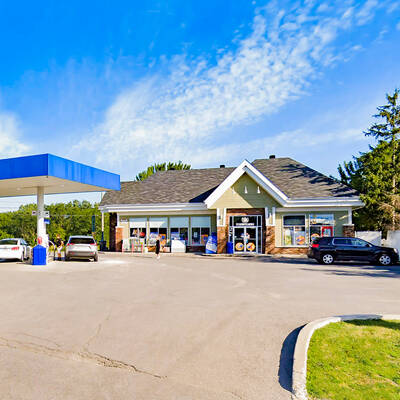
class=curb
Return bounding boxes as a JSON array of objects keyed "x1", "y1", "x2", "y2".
[{"x1": 291, "y1": 313, "x2": 400, "y2": 400}]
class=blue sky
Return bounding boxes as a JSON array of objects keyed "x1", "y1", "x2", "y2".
[{"x1": 0, "y1": 0, "x2": 399, "y2": 210}]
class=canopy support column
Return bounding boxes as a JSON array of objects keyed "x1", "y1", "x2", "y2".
[{"x1": 37, "y1": 186, "x2": 46, "y2": 243}]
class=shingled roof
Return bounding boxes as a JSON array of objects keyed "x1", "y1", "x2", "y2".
[
  {"x1": 100, "y1": 158, "x2": 357, "y2": 206},
  {"x1": 101, "y1": 167, "x2": 235, "y2": 205},
  {"x1": 252, "y1": 158, "x2": 357, "y2": 198}
]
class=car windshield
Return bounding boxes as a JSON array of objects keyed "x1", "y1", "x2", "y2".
[
  {"x1": 0, "y1": 239, "x2": 18, "y2": 245},
  {"x1": 69, "y1": 237, "x2": 95, "y2": 244}
]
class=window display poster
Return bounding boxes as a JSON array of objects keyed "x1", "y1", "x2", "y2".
[
  {"x1": 284, "y1": 229, "x2": 292, "y2": 246},
  {"x1": 294, "y1": 230, "x2": 306, "y2": 245},
  {"x1": 171, "y1": 231, "x2": 180, "y2": 240},
  {"x1": 200, "y1": 234, "x2": 209, "y2": 245},
  {"x1": 310, "y1": 214, "x2": 334, "y2": 225},
  {"x1": 321, "y1": 226, "x2": 333, "y2": 237},
  {"x1": 159, "y1": 233, "x2": 167, "y2": 246}
]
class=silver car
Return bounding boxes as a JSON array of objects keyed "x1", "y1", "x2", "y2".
[{"x1": 65, "y1": 236, "x2": 98, "y2": 261}]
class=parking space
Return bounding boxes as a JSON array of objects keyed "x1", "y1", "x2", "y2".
[{"x1": 0, "y1": 253, "x2": 400, "y2": 399}]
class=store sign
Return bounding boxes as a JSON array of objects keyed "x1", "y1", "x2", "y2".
[
  {"x1": 310, "y1": 214, "x2": 334, "y2": 225},
  {"x1": 235, "y1": 216, "x2": 255, "y2": 226}
]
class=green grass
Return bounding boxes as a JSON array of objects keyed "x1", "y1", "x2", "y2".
[{"x1": 307, "y1": 319, "x2": 400, "y2": 400}]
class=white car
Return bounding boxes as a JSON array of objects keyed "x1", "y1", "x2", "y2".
[
  {"x1": 65, "y1": 236, "x2": 98, "y2": 261},
  {"x1": 0, "y1": 238, "x2": 30, "y2": 261}
]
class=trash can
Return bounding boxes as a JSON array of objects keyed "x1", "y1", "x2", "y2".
[
  {"x1": 32, "y1": 245, "x2": 47, "y2": 265},
  {"x1": 205, "y1": 233, "x2": 218, "y2": 254},
  {"x1": 226, "y1": 242, "x2": 234, "y2": 254}
]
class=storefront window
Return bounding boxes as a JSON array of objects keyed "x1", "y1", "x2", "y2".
[
  {"x1": 192, "y1": 227, "x2": 210, "y2": 245},
  {"x1": 191, "y1": 216, "x2": 211, "y2": 246},
  {"x1": 130, "y1": 227, "x2": 147, "y2": 239},
  {"x1": 309, "y1": 214, "x2": 334, "y2": 243},
  {"x1": 148, "y1": 227, "x2": 167, "y2": 246},
  {"x1": 283, "y1": 215, "x2": 306, "y2": 246},
  {"x1": 171, "y1": 227, "x2": 188, "y2": 243}
]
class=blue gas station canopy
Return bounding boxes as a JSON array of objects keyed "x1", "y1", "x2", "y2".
[{"x1": 0, "y1": 154, "x2": 120, "y2": 197}]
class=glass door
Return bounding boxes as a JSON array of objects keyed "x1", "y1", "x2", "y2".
[
  {"x1": 233, "y1": 227, "x2": 245, "y2": 252},
  {"x1": 233, "y1": 227, "x2": 258, "y2": 253},
  {"x1": 246, "y1": 227, "x2": 257, "y2": 253}
]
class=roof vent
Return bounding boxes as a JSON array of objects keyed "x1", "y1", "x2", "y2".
[
  {"x1": 219, "y1": 164, "x2": 225, "y2": 168},
  {"x1": 269, "y1": 155, "x2": 276, "y2": 159}
]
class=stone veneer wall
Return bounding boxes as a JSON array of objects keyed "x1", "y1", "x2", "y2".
[
  {"x1": 265, "y1": 226, "x2": 275, "y2": 254},
  {"x1": 217, "y1": 226, "x2": 228, "y2": 254},
  {"x1": 343, "y1": 224, "x2": 355, "y2": 237},
  {"x1": 109, "y1": 213, "x2": 117, "y2": 251},
  {"x1": 115, "y1": 227, "x2": 123, "y2": 252}
]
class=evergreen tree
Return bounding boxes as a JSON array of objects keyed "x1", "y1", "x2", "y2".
[{"x1": 338, "y1": 89, "x2": 400, "y2": 232}]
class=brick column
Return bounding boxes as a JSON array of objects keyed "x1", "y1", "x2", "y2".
[
  {"x1": 109, "y1": 213, "x2": 117, "y2": 251},
  {"x1": 343, "y1": 224, "x2": 355, "y2": 238},
  {"x1": 217, "y1": 226, "x2": 228, "y2": 254},
  {"x1": 265, "y1": 226, "x2": 276, "y2": 254},
  {"x1": 115, "y1": 227, "x2": 123, "y2": 252}
]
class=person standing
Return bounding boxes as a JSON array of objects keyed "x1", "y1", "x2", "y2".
[
  {"x1": 155, "y1": 235, "x2": 161, "y2": 259},
  {"x1": 55, "y1": 234, "x2": 63, "y2": 261}
]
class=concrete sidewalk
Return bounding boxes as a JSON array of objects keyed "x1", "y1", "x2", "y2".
[{"x1": 0, "y1": 253, "x2": 399, "y2": 399}]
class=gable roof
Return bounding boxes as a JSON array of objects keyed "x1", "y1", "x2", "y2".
[
  {"x1": 204, "y1": 160, "x2": 289, "y2": 207},
  {"x1": 100, "y1": 157, "x2": 359, "y2": 207}
]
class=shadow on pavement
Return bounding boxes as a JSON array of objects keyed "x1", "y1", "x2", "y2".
[
  {"x1": 278, "y1": 325, "x2": 304, "y2": 393},
  {"x1": 240, "y1": 256, "x2": 313, "y2": 265},
  {"x1": 300, "y1": 264, "x2": 400, "y2": 278}
]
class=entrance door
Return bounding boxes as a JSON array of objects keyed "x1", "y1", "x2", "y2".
[
  {"x1": 233, "y1": 227, "x2": 245, "y2": 253},
  {"x1": 245, "y1": 227, "x2": 257, "y2": 253},
  {"x1": 233, "y1": 227, "x2": 258, "y2": 253}
]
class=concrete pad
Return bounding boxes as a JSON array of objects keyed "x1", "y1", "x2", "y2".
[{"x1": 0, "y1": 254, "x2": 400, "y2": 399}]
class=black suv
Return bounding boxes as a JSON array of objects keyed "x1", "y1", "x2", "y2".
[{"x1": 307, "y1": 236, "x2": 399, "y2": 265}]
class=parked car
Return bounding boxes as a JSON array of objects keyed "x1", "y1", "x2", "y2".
[
  {"x1": 65, "y1": 236, "x2": 98, "y2": 261},
  {"x1": 308, "y1": 236, "x2": 399, "y2": 266},
  {"x1": 0, "y1": 238, "x2": 30, "y2": 261}
]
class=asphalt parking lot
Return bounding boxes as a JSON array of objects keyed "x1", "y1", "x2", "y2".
[{"x1": 1, "y1": 253, "x2": 400, "y2": 400}]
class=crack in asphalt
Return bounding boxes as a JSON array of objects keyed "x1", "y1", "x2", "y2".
[
  {"x1": 0, "y1": 336, "x2": 166, "y2": 379},
  {"x1": 83, "y1": 312, "x2": 111, "y2": 352},
  {"x1": 0, "y1": 335, "x2": 247, "y2": 399}
]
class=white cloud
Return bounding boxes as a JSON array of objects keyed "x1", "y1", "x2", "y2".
[
  {"x1": 179, "y1": 128, "x2": 370, "y2": 167},
  {"x1": 0, "y1": 112, "x2": 29, "y2": 158},
  {"x1": 78, "y1": 1, "x2": 387, "y2": 172},
  {"x1": 356, "y1": 0, "x2": 379, "y2": 25}
]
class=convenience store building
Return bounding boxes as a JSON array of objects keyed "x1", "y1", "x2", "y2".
[{"x1": 99, "y1": 157, "x2": 363, "y2": 254}]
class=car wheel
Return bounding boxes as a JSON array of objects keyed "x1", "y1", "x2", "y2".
[
  {"x1": 321, "y1": 253, "x2": 334, "y2": 265},
  {"x1": 94, "y1": 254, "x2": 99, "y2": 262},
  {"x1": 378, "y1": 253, "x2": 392, "y2": 266},
  {"x1": 65, "y1": 256, "x2": 70, "y2": 261}
]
